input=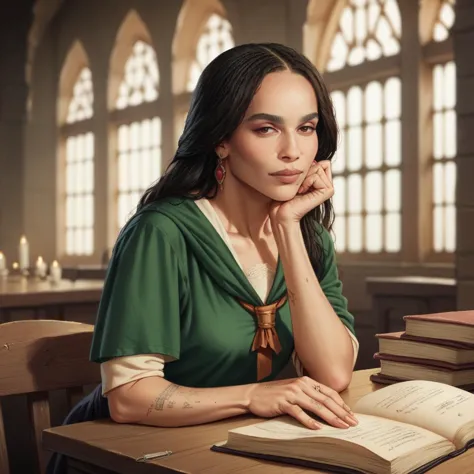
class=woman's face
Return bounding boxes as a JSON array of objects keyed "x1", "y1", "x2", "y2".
[{"x1": 219, "y1": 70, "x2": 319, "y2": 202}]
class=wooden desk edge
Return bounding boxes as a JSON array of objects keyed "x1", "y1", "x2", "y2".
[
  {"x1": 43, "y1": 429, "x2": 184, "y2": 474},
  {"x1": 0, "y1": 280, "x2": 104, "y2": 308}
]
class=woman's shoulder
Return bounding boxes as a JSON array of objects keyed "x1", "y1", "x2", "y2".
[{"x1": 118, "y1": 198, "x2": 190, "y2": 245}]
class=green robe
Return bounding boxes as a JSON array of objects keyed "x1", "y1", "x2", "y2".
[{"x1": 90, "y1": 197, "x2": 355, "y2": 388}]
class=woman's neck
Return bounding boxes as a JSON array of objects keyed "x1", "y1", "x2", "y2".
[{"x1": 209, "y1": 177, "x2": 273, "y2": 241}]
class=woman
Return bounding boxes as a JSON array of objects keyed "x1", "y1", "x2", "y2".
[{"x1": 48, "y1": 41, "x2": 359, "y2": 474}]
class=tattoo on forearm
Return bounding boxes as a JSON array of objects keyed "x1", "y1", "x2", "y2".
[
  {"x1": 146, "y1": 385, "x2": 209, "y2": 416},
  {"x1": 147, "y1": 384, "x2": 179, "y2": 416}
]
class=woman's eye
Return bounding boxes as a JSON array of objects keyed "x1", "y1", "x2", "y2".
[
  {"x1": 256, "y1": 126, "x2": 275, "y2": 135},
  {"x1": 300, "y1": 126, "x2": 316, "y2": 133}
]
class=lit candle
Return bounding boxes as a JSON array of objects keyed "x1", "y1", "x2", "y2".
[
  {"x1": 0, "y1": 252, "x2": 5, "y2": 271},
  {"x1": 35, "y1": 256, "x2": 47, "y2": 278},
  {"x1": 12, "y1": 262, "x2": 19, "y2": 270},
  {"x1": 19, "y1": 236, "x2": 29, "y2": 270},
  {"x1": 50, "y1": 260, "x2": 62, "y2": 283}
]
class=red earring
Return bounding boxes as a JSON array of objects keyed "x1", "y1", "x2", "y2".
[{"x1": 215, "y1": 155, "x2": 226, "y2": 190}]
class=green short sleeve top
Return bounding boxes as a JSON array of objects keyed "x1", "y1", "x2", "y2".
[{"x1": 90, "y1": 198, "x2": 355, "y2": 388}]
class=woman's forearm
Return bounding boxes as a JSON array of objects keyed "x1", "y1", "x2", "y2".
[
  {"x1": 273, "y1": 222, "x2": 354, "y2": 391},
  {"x1": 108, "y1": 376, "x2": 253, "y2": 426}
]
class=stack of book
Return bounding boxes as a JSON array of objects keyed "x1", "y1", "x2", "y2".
[{"x1": 371, "y1": 310, "x2": 474, "y2": 389}]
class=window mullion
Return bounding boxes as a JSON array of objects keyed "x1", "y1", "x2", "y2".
[{"x1": 398, "y1": 0, "x2": 422, "y2": 263}]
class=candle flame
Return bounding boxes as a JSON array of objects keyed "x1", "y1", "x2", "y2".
[{"x1": 20, "y1": 236, "x2": 27, "y2": 244}]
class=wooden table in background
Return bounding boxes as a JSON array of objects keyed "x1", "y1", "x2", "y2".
[
  {"x1": 0, "y1": 277, "x2": 104, "y2": 474},
  {"x1": 43, "y1": 369, "x2": 474, "y2": 473},
  {"x1": 0, "y1": 277, "x2": 103, "y2": 324},
  {"x1": 366, "y1": 276, "x2": 457, "y2": 334}
]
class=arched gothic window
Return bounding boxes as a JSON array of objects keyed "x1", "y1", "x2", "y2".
[
  {"x1": 429, "y1": 0, "x2": 456, "y2": 253},
  {"x1": 326, "y1": 0, "x2": 402, "y2": 256},
  {"x1": 433, "y1": 0, "x2": 455, "y2": 42},
  {"x1": 173, "y1": 8, "x2": 234, "y2": 145},
  {"x1": 327, "y1": 0, "x2": 401, "y2": 72},
  {"x1": 186, "y1": 13, "x2": 234, "y2": 92},
  {"x1": 59, "y1": 55, "x2": 95, "y2": 257},
  {"x1": 112, "y1": 40, "x2": 162, "y2": 232}
]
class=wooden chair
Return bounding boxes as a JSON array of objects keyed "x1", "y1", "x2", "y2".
[{"x1": 0, "y1": 320, "x2": 101, "y2": 474}]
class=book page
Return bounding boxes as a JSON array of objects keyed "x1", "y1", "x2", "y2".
[
  {"x1": 354, "y1": 380, "x2": 474, "y2": 445},
  {"x1": 229, "y1": 414, "x2": 452, "y2": 462}
]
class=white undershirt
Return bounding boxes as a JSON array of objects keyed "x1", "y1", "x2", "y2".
[{"x1": 101, "y1": 199, "x2": 359, "y2": 395}]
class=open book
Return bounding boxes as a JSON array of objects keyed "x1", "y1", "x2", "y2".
[{"x1": 212, "y1": 380, "x2": 474, "y2": 474}]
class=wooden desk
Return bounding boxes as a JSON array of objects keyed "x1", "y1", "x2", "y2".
[
  {"x1": 0, "y1": 277, "x2": 103, "y2": 324},
  {"x1": 43, "y1": 369, "x2": 474, "y2": 473},
  {"x1": 62, "y1": 265, "x2": 108, "y2": 282}
]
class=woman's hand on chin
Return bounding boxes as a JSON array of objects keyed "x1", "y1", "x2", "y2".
[{"x1": 269, "y1": 160, "x2": 333, "y2": 226}]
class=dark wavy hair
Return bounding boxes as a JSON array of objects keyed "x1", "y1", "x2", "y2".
[{"x1": 138, "y1": 42, "x2": 337, "y2": 274}]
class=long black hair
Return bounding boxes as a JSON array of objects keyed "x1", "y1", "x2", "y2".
[{"x1": 138, "y1": 43, "x2": 338, "y2": 274}]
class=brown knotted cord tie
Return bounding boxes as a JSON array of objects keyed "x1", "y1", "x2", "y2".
[{"x1": 238, "y1": 294, "x2": 287, "y2": 381}]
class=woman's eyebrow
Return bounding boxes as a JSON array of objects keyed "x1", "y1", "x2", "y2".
[{"x1": 245, "y1": 112, "x2": 319, "y2": 124}]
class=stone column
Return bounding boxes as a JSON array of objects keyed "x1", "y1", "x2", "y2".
[
  {"x1": 0, "y1": 3, "x2": 32, "y2": 259},
  {"x1": 224, "y1": 0, "x2": 307, "y2": 51},
  {"x1": 454, "y1": 0, "x2": 474, "y2": 309}
]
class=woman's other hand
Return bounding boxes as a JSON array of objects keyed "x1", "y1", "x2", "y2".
[{"x1": 246, "y1": 376, "x2": 358, "y2": 430}]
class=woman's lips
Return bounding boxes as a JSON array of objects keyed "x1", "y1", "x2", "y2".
[
  {"x1": 269, "y1": 169, "x2": 303, "y2": 184},
  {"x1": 270, "y1": 174, "x2": 301, "y2": 184}
]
